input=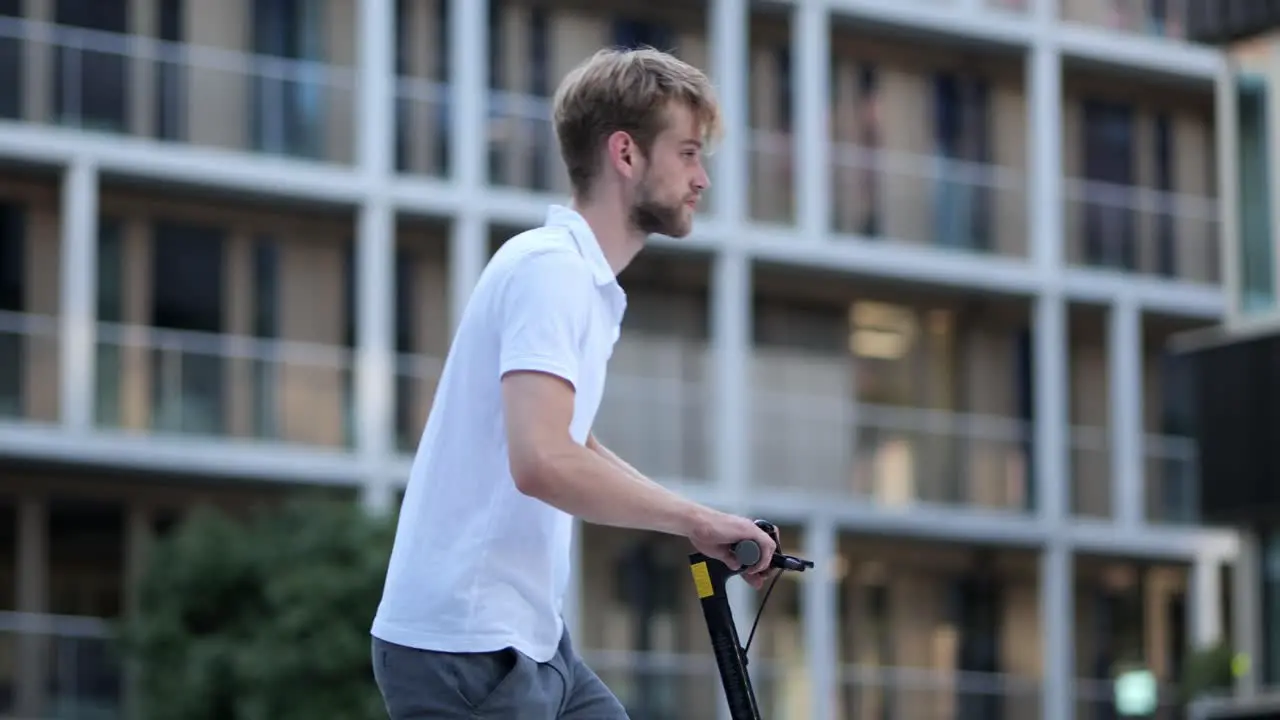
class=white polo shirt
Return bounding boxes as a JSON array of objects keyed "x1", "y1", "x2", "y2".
[{"x1": 371, "y1": 205, "x2": 626, "y2": 663}]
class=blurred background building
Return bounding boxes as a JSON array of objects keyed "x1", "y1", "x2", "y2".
[
  {"x1": 0, "y1": 0, "x2": 1246, "y2": 718},
  {"x1": 1164, "y1": 3, "x2": 1280, "y2": 718}
]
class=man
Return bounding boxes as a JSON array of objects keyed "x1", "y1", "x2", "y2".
[{"x1": 371, "y1": 46, "x2": 777, "y2": 719}]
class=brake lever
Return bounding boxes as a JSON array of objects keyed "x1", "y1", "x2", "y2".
[{"x1": 730, "y1": 519, "x2": 814, "y2": 574}]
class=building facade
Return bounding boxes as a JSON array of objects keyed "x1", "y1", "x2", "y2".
[
  {"x1": 0, "y1": 0, "x2": 1244, "y2": 718},
  {"x1": 1179, "y1": 17, "x2": 1280, "y2": 709}
]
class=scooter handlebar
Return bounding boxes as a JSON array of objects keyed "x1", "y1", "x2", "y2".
[
  {"x1": 730, "y1": 539, "x2": 814, "y2": 573},
  {"x1": 732, "y1": 539, "x2": 762, "y2": 568}
]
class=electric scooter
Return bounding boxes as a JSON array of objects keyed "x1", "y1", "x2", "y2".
[{"x1": 688, "y1": 520, "x2": 815, "y2": 720}]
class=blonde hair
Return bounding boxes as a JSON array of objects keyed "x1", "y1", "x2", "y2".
[{"x1": 551, "y1": 46, "x2": 723, "y2": 197}]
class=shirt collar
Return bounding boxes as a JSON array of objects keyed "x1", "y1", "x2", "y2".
[{"x1": 545, "y1": 204, "x2": 616, "y2": 287}]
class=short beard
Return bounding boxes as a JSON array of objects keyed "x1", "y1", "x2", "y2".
[{"x1": 629, "y1": 176, "x2": 687, "y2": 238}]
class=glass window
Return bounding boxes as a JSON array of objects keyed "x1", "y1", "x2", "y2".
[
  {"x1": 0, "y1": 201, "x2": 23, "y2": 418},
  {"x1": 251, "y1": 0, "x2": 326, "y2": 159},
  {"x1": 54, "y1": 0, "x2": 129, "y2": 132},
  {"x1": 1237, "y1": 76, "x2": 1274, "y2": 316},
  {"x1": 150, "y1": 220, "x2": 226, "y2": 434},
  {"x1": 1153, "y1": 113, "x2": 1175, "y2": 277},
  {"x1": 1082, "y1": 99, "x2": 1137, "y2": 270},
  {"x1": 95, "y1": 218, "x2": 124, "y2": 427},
  {"x1": 0, "y1": 200, "x2": 22, "y2": 312},
  {"x1": 0, "y1": 0, "x2": 21, "y2": 120},
  {"x1": 1263, "y1": 530, "x2": 1280, "y2": 685},
  {"x1": 252, "y1": 237, "x2": 280, "y2": 439},
  {"x1": 154, "y1": 0, "x2": 184, "y2": 141},
  {"x1": 932, "y1": 72, "x2": 991, "y2": 251}
]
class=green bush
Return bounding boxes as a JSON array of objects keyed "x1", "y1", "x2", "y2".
[
  {"x1": 119, "y1": 497, "x2": 396, "y2": 720},
  {"x1": 1181, "y1": 641, "x2": 1236, "y2": 704}
]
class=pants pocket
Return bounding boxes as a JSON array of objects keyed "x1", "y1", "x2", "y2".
[
  {"x1": 373, "y1": 639, "x2": 526, "y2": 718},
  {"x1": 451, "y1": 647, "x2": 523, "y2": 712}
]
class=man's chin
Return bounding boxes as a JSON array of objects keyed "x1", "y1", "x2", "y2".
[
  {"x1": 666, "y1": 222, "x2": 693, "y2": 239},
  {"x1": 664, "y1": 211, "x2": 696, "y2": 239}
]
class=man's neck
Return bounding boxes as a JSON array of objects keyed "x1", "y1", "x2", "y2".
[{"x1": 570, "y1": 197, "x2": 644, "y2": 276}]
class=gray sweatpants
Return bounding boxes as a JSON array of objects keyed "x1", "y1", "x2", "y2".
[{"x1": 371, "y1": 628, "x2": 629, "y2": 719}]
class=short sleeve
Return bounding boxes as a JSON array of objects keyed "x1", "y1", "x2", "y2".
[{"x1": 496, "y1": 249, "x2": 595, "y2": 389}]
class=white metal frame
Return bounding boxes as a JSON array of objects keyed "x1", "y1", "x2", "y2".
[{"x1": 0, "y1": 1, "x2": 1244, "y2": 719}]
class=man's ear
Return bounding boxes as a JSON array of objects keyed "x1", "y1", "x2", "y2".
[{"x1": 606, "y1": 131, "x2": 637, "y2": 179}]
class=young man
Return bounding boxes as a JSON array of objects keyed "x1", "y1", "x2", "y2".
[{"x1": 370, "y1": 46, "x2": 777, "y2": 719}]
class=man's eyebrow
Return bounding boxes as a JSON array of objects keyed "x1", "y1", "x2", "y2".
[{"x1": 682, "y1": 139, "x2": 704, "y2": 149}]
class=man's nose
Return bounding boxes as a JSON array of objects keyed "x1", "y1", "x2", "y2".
[{"x1": 694, "y1": 164, "x2": 710, "y2": 191}]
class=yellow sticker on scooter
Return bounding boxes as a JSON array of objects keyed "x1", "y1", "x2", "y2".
[{"x1": 690, "y1": 561, "x2": 714, "y2": 598}]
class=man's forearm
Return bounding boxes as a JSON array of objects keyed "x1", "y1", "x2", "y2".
[
  {"x1": 518, "y1": 440, "x2": 710, "y2": 537},
  {"x1": 587, "y1": 434, "x2": 664, "y2": 490}
]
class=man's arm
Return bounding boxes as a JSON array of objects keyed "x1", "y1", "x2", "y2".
[
  {"x1": 586, "y1": 433, "x2": 663, "y2": 490},
  {"x1": 504, "y1": 371, "x2": 708, "y2": 536},
  {"x1": 495, "y1": 248, "x2": 775, "y2": 574}
]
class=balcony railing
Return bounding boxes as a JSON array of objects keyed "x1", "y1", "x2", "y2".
[
  {"x1": 1061, "y1": 0, "x2": 1190, "y2": 39},
  {"x1": 1075, "y1": 675, "x2": 1183, "y2": 719},
  {"x1": 753, "y1": 389, "x2": 1033, "y2": 512},
  {"x1": 95, "y1": 322, "x2": 355, "y2": 448},
  {"x1": 394, "y1": 75, "x2": 450, "y2": 178},
  {"x1": 830, "y1": 142, "x2": 1029, "y2": 257},
  {"x1": 0, "y1": 611, "x2": 121, "y2": 720},
  {"x1": 750, "y1": 130, "x2": 795, "y2": 225},
  {"x1": 1071, "y1": 424, "x2": 1112, "y2": 518},
  {"x1": 0, "y1": 310, "x2": 60, "y2": 424},
  {"x1": 1145, "y1": 433, "x2": 1198, "y2": 524},
  {"x1": 394, "y1": 351, "x2": 444, "y2": 454},
  {"x1": 835, "y1": 665, "x2": 1042, "y2": 720},
  {"x1": 1063, "y1": 177, "x2": 1219, "y2": 284},
  {"x1": 0, "y1": 17, "x2": 356, "y2": 163},
  {"x1": 594, "y1": 373, "x2": 712, "y2": 483},
  {"x1": 1186, "y1": 0, "x2": 1280, "y2": 44},
  {"x1": 484, "y1": 89, "x2": 565, "y2": 195},
  {"x1": 1070, "y1": 426, "x2": 1204, "y2": 523}
]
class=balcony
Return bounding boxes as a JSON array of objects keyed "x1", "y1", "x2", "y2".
[
  {"x1": 484, "y1": 90, "x2": 561, "y2": 194},
  {"x1": 577, "y1": 525, "x2": 723, "y2": 718},
  {"x1": 0, "y1": 611, "x2": 121, "y2": 719},
  {"x1": 1185, "y1": 0, "x2": 1280, "y2": 44},
  {"x1": 751, "y1": 268, "x2": 1035, "y2": 512},
  {"x1": 0, "y1": 17, "x2": 356, "y2": 165},
  {"x1": 593, "y1": 249, "x2": 714, "y2": 484},
  {"x1": 829, "y1": 144, "x2": 1028, "y2": 257},
  {"x1": 1067, "y1": 306, "x2": 1205, "y2": 523},
  {"x1": 1063, "y1": 177, "x2": 1219, "y2": 284},
  {"x1": 1062, "y1": 65, "x2": 1220, "y2": 286},
  {"x1": 397, "y1": 0, "x2": 713, "y2": 203},
  {"x1": 1073, "y1": 556, "x2": 1191, "y2": 718},
  {"x1": 831, "y1": 536, "x2": 1044, "y2": 717},
  {"x1": 393, "y1": 218, "x2": 451, "y2": 453},
  {"x1": 826, "y1": 23, "x2": 1030, "y2": 258},
  {"x1": 832, "y1": 666, "x2": 1042, "y2": 719},
  {"x1": 1061, "y1": 0, "x2": 1191, "y2": 40},
  {"x1": 753, "y1": 389, "x2": 1033, "y2": 512},
  {"x1": 1143, "y1": 313, "x2": 1204, "y2": 525},
  {"x1": 93, "y1": 322, "x2": 355, "y2": 448},
  {"x1": 1144, "y1": 432, "x2": 1197, "y2": 524},
  {"x1": 595, "y1": 349, "x2": 712, "y2": 484},
  {"x1": 0, "y1": 310, "x2": 59, "y2": 425}
]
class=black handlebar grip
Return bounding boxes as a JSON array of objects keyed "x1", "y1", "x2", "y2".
[{"x1": 732, "y1": 539, "x2": 761, "y2": 568}]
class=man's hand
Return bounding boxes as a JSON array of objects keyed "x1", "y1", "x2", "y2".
[{"x1": 687, "y1": 510, "x2": 778, "y2": 590}]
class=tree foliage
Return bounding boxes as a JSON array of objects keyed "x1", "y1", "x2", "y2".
[
  {"x1": 120, "y1": 496, "x2": 396, "y2": 720},
  {"x1": 1180, "y1": 641, "x2": 1236, "y2": 704}
]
